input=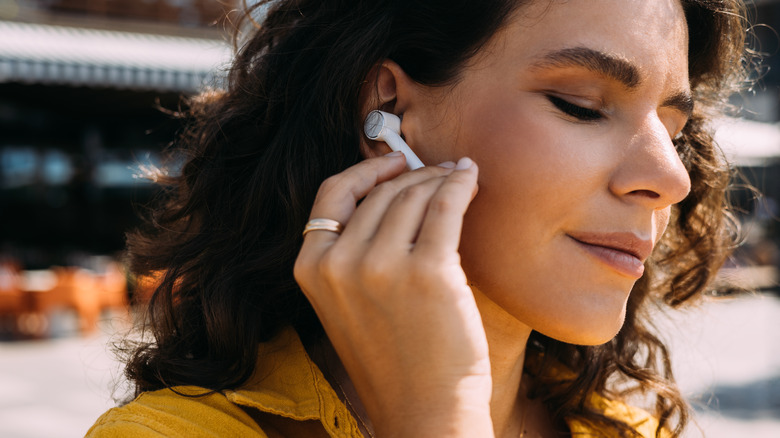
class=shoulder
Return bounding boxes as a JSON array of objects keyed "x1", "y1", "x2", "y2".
[
  {"x1": 567, "y1": 393, "x2": 670, "y2": 438},
  {"x1": 87, "y1": 327, "x2": 358, "y2": 438},
  {"x1": 85, "y1": 386, "x2": 267, "y2": 438}
]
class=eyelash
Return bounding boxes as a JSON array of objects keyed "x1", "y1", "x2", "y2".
[{"x1": 547, "y1": 95, "x2": 603, "y2": 121}]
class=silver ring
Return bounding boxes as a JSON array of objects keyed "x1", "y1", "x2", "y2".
[{"x1": 302, "y1": 218, "x2": 344, "y2": 237}]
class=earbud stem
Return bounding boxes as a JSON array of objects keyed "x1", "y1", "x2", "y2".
[{"x1": 384, "y1": 130, "x2": 425, "y2": 170}]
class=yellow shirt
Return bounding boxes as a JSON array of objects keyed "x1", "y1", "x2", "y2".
[{"x1": 86, "y1": 328, "x2": 664, "y2": 437}]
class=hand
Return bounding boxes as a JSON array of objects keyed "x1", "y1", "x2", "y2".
[{"x1": 294, "y1": 152, "x2": 494, "y2": 437}]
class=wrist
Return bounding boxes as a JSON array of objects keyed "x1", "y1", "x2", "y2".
[
  {"x1": 371, "y1": 376, "x2": 494, "y2": 438},
  {"x1": 377, "y1": 404, "x2": 494, "y2": 438}
]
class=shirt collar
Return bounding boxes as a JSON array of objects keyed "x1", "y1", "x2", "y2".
[
  {"x1": 222, "y1": 327, "x2": 662, "y2": 438},
  {"x1": 225, "y1": 327, "x2": 363, "y2": 437}
]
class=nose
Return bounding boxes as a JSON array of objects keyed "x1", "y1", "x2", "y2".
[{"x1": 609, "y1": 116, "x2": 692, "y2": 209}]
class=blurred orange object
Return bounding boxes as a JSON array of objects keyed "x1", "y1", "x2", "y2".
[
  {"x1": 0, "y1": 260, "x2": 24, "y2": 337},
  {"x1": 20, "y1": 264, "x2": 129, "y2": 336}
]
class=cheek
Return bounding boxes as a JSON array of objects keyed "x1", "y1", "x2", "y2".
[
  {"x1": 460, "y1": 99, "x2": 596, "y2": 207},
  {"x1": 456, "y1": 100, "x2": 584, "y2": 279},
  {"x1": 451, "y1": 94, "x2": 634, "y2": 344},
  {"x1": 456, "y1": 101, "x2": 620, "y2": 280}
]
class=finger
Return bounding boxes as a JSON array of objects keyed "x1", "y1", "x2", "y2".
[
  {"x1": 370, "y1": 175, "x2": 448, "y2": 250},
  {"x1": 413, "y1": 158, "x2": 479, "y2": 257},
  {"x1": 339, "y1": 163, "x2": 456, "y2": 242},
  {"x1": 302, "y1": 153, "x2": 407, "y2": 246}
]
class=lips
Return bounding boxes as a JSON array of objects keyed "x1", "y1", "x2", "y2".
[{"x1": 567, "y1": 232, "x2": 653, "y2": 279}]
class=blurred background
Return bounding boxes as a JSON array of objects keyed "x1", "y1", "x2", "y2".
[{"x1": 0, "y1": 0, "x2": 778, "y2": 437}]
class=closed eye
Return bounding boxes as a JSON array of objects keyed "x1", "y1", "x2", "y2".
[{"x1": 547, "y1": 95, "x2": 603, "y2": 121}]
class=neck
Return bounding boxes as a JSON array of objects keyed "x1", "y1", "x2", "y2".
[
  {"x1": 306, "y1": 338, "x2": 375, "y2": 437},
  {"x1": 472, "y1": 289, "x2": 534, "y2": 438}
]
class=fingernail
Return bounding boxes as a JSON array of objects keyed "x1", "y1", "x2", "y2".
[
  {"x1": 455, "y1": 157, "x2": 474, "y2": 170},
  {"x1": 385, "y1": 151, "x2": 404, "y2": 157},
  {"x1": 437, "y1": 161, "x2": 456, "y2": 168}
]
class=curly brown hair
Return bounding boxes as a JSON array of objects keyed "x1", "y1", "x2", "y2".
[{"x1": 123, "y1": 1, "x2": 751, "y2": 437}]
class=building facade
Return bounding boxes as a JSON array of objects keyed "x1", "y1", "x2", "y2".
[{"x1": 0, "y1": 0, "x2": 234, "y2": 268}]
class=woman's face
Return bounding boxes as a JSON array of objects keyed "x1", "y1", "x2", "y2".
[{"x1": 401, "y1": 0, "x2": 692, "y2": 344}]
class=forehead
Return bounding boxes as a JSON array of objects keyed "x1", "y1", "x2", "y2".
[{"x1": 481, "y1": 0, "x2": 690, "y2": 88}]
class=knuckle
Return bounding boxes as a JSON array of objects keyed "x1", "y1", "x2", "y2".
[
  {"x1": 293, "y1": 251, "x2": 317, "y2": 287},
  {"x1": 319, "y1": 248, "x2": 350, "y2": 283},
  {"x1": 293, "y1": 256, "x2": 308, "y2": 284},
  {"x1": 365, "y1": 181, "x2": 400, "y2": 202},
  {"x1": 427, "y1": 195, "x2": 457, "y2": 215},
  {"x1": 358, "y1": 251, "x2": 393, "y2": 284},
  {"x1": 409, "y1": 258, "x2": 436, "y2": 278},
  {"x1": 373, "y1": 179, "x2": 400, "y2": 195},
  {"x1": 317, "y1": 175, "x2": 343, "y2": 198},
  {"x1": 446, "y1": 169, "x2": 473, "y2": 185},
  {"x1": 397, "y1": 184, "x2": 430, "y2": 202},
  {"x1": 405, "y1": 263, "x2": 441, "y2": 292}
]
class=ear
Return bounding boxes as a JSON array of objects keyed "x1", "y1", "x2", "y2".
[{"x1": 358, "y1": 60, "x2": 419, "y2": 159}]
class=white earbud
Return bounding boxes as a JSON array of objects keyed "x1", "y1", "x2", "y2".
[{"x1": 364, "y1": 110, "x2": 425, "y2": 170}]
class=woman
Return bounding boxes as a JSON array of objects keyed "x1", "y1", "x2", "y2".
[{"x1": 88, "y1": 0, "x2": 748, "y2": 436}]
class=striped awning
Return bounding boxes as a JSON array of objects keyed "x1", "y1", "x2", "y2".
[{"x1": 0, "y1": 20, "x2": 232, "y2": 92}]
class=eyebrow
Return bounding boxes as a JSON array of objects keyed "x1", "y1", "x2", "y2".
[
  {"x1": 530, "y1": 46, "x2": 694, "y2": 118},
  {"x1": 530, "y1": 47, "x2": 642, "y2": 88},
  {"x1": 662, "y1": 91, "x2": 694, "y2": 119}
]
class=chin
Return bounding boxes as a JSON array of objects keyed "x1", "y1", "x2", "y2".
[
  {"x1": 553, "y1": 327, "x2": 623, "y2": 346},
  {"x1": 541, "y1": 304, "x2": 628, "y2": 346}
]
